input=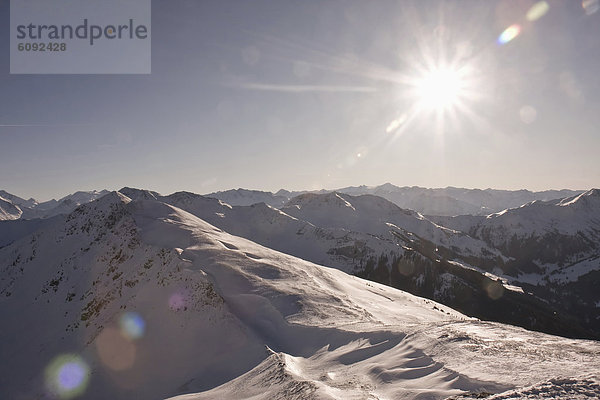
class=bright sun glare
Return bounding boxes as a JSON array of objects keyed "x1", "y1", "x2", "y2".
[{"x1": 415, "y1": 67, "x2": 464, "y2": 111}]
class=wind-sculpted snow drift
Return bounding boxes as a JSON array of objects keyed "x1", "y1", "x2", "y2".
[{"x1": 1, "y1": 192, "x2": 599, "y2": 399}]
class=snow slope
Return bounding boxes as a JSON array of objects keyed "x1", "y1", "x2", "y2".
[
  {"x1": 1, "y1": 192, "x2": 600, "y2": 400},
  {"x1": 0, "y1": 193, "x2": 269, "y2": 399}
]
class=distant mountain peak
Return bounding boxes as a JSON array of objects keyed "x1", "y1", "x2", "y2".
[
  {"x1": 98, "y1": 190, "x2": 132, "y2": 206},
  {"x1": 274, "y1": 189, "x2": 291, "y2": 197},
  {"x1": 166, "y1": 190, "x2": 202, "y2": 200},
  {"x1": 118, "y1": 187, "x2": 159, "y2": 201},
  {"x1": 586, "y1": 188, "x2": 600, "y2": 196},
  {"x1": 377, "y1": 182, "x2": 400, "y2": 191},
  {"x1": 287, "y1": 191, "x2": 355, "y2": 209}
]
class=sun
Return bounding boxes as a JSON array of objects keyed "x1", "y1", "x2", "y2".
[
  {"x1": 384, "y1": 60, "x2": 482, "y2": 137},
  {"x1": 414, "y1": 67, "x2": 465, "y2": 112}
]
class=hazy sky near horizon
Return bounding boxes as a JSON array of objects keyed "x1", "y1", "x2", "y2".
[{"x1": 1, "y1": 0, "x2": 599, "y2": 201}]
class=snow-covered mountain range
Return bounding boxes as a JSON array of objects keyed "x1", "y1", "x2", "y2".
[
  {"x1": 2, "y1": 186, "x2": 599, "y2": 339},
  {"x1": 339, "y1": 184, "x2": 583, "y2": 217},
  {"x1": 1, "y1": 191, "x2": 599, "y2": 399},
  {"x1": 206, "y1": 184, "x2": 583, "y2": 216},
  {"x1": 3, "y1": 185, "x2": 582, "y2": 221},
  {"x1": 117, "y1": 187, "x2": 600, "y2": 339},
  {"x1": 0, "y1": 189, "x2": 110, "y2": 220}
]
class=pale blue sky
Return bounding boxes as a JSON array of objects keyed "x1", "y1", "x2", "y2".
[{"x1": 1, "y1": 0, "x2": 599, "y2": 200}]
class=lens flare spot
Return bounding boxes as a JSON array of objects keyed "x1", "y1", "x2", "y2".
[
  {"x1": 582, "y1": 0, "x2": 599, "y2": 15},
  {"x1": 497, "y1": 24, "x2": 521, "y2": 45},
  {"x1": 386, "y1": 114, "x2": 407, "y2": 133},
  {"x1": 45, "y1": 354, "x2": 90, "y2": 399},
  {"x1": 519, "y1": 105, "x2": 537, "y2": 124},
  {"x1": 96, "y1": 327, "x2": 137, "y2": 371},
  {"x1": 526, "y1": 1, "x2": 550, "y2": 21},
  {"x1": 169, "y1": 292, "x2": 187, "y2": 311},
  {"x1": 396, "y1": 260, "x2": 415, "y2": 277},
  {"x1": 119, "y1": 312, "x2": 145, "y2": 340},
  {"x1": 484, "y1": 280, "x2": 505, "y2": 300}
]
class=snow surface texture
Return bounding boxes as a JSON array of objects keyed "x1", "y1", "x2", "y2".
[
  {"x1": 452, "y1": 376, "x2": 600, "y2": 399},
  {"x1": 1, "y1": 193, "x2": 600, "y2": 400}
]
